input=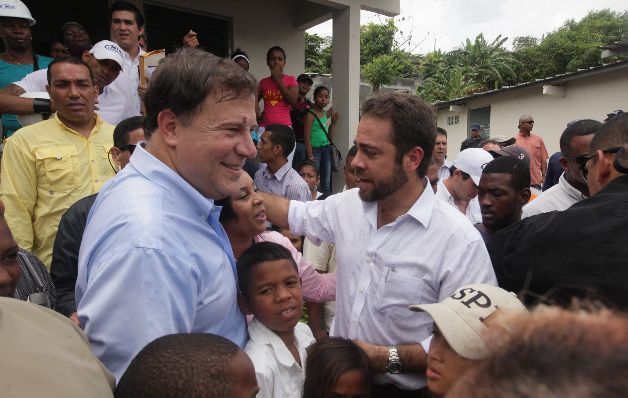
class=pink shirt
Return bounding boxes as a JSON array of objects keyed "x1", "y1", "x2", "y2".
[
  {"x1": 515, "y1": 132, "x2": 548, "y2": 185},
  {"x1": 255, "y1": 231, "x2": 335, "y2": 303},
  {"x1": 259, "y1": 75, "x2": 297, "y2": 127}
]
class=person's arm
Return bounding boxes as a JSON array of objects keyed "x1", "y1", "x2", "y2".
[
  {"x1": 540, "y1": 139, "x2": 549, "y2": 181},
  {"x1": 270, "y1": 67, "x2": 298, "y2": 106},
  {"x1": 259, "y1": 192, "x2": 291, "y2": 228},
  {"x1": 78, "y1": 248, "x2": 197, "y2": 380},
  {"x1": 328, "y1": 110, "x2": 339, "y2": 141},
  {"x1": 306, "y1": 301, "x2": 328, "y2": 340},
  {"x1": 354, "y1": 340, "x2": 427, "y2": 373},
  {"x1": 304, "y1": 112, "x2": 315, "y2": 160},
  {"x1": 0, "y1": 84, "x2": 36, "y2": 115},
  {"x1": 0, "y1": 137, "x2": 37, "y2": 251}
]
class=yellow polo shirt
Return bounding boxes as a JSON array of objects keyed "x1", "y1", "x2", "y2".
[{"x1": 0, "y1": 113, "x2": 115, "y2": 268}]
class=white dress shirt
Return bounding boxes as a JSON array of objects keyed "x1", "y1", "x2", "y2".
[
  {"x1": 435, "y1": 179, "x2": 482, "y2": 225},
  {"x1": 288, "y1": 185, "x2": 496, "y2": 390},
  {"x1": 245, "y1": 319, "x2": 315, "y2": 398},
  {"x1": 522, "y1": 173, "x2": 586, "y2": 218},
  {"x1": 102, "y1": 46, "x2": 144, "y2": 124}
]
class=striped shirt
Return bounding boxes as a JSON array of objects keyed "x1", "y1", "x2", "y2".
[
  {"x1": 255, "y1": 161, "x2": 311, "y2": 202},
  {"x1": 288, "y1": 185, "x2": 496, "y2": 390}
]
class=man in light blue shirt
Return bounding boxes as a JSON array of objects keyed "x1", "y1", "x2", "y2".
[{"x1": 75, "y1": 48, "x2": 258, "y2": 381}]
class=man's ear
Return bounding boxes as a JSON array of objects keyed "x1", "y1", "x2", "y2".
[
  {"x1": 595, "y1": 150, "x2": 614, "y2": 185},
  {"x1": 405, "y1": 146, "x2": 424, "y2": 174},
  {"x1": 519, "y1": 187, "x2": 531, "y2": 205},
  {"x1": 110, "y1": 146, "x2": 122, "y2": 166},
  {"x1": 157, "y1": 109, "x2": 178, "y2": 147},
  {"x1": 237, "y1": 293, "x2": 252, "y2": 315},
  {"x1": 558, "y1": 156, "x2": 569, "y2": 173},
  {"x1": 272, "y1": 144, "x2": 283, "y2": 157}
]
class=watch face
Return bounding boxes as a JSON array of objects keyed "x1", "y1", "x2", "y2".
[{"x1": 388, "y1": 362, "x2": 402, "y2": 374}]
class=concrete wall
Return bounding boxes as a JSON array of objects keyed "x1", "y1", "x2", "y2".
[{"x1": 437, "y1": 67, "x2": 628, "y2": 160}]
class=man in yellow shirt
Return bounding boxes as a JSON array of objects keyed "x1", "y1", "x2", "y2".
[{"x1": 0, "y1": 56, "x2": 115, "y2": 268}]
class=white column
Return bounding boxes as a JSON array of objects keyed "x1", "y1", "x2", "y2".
[{"x1": 331, "y1": 3, "x2": 361, "y2": 192}]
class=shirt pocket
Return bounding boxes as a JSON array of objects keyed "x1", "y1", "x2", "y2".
[
  {"x1": 375, "y1": 267, "x2": 424, "y2": 319},
  {"x1": 34, "y1": 145, "x2": 78, "y2": 191}
]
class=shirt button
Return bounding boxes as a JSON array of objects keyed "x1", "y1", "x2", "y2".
[
  {"x1": 49, "y1": 190, "x2": 54, "y2": 196},
  {"x1": 56, "y1": 156, "x2": 62, "y2": 160}
]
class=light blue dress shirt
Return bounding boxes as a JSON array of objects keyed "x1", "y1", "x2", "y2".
[{"x1": 76, "y1": 144, "x2": 246, "y2": 381}]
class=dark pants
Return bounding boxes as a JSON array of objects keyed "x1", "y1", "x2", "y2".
[
  {"x1": 292, "y1": 141, "x2": 306, "y2": 170},
  {"x1": 373, "y1": 384, "x2": 435, "y2": 398},
  {"x1": 313, "y1": 144, "x2": 333, "y2": 195}
]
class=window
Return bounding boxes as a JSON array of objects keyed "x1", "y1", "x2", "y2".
[{"x1": 468, "y1": 106, "x2": 491, "y2": 140}]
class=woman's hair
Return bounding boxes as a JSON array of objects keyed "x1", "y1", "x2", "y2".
[
  {"x1": 215, "y1": 195, "x2": 237, "y2": 225},
  {"x1": 303, "y1": 337, "x2": 371, "y2": 398},
  {"x1": 266, "y1": 46, "x2": 286, "y2": 62},
  {"x1": 313, "y1": 85, "x2": 329, "y2": 98},
  {"x1": 298, "y1": 160, "x2": 320, "y2": 177}
]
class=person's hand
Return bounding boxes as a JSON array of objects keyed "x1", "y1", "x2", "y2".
[
  {"x1": 70, "y1": 312, "x2": 80, "y2": 327},
  {"x1": 183, "y1": 30, "x2": 199, "y2": 48},
  {"x1": 270, "y1": 64, "x2": 283, "y2": 82}
]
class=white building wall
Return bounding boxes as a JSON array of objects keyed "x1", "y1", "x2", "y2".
[{"x1": 437, "y1": 67, "x2": 628, "y2": 160}]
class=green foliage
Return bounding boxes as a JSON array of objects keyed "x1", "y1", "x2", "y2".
[
  {"x1": 418, "y1": 66, "x2": 483, "y2": 103},
  {"x1": 304, "y1": 32, "x2": 332, "y2": 74},
  {"x1": 362, "y1": 54, "x2": 403, "y2": 92},
  {"x1": 360, "y1": 19, "x2": 397, "y2": 65}
]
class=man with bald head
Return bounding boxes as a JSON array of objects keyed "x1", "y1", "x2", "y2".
[{"x1": 514, "y1": 114, "x2": 548, "y2": 189}]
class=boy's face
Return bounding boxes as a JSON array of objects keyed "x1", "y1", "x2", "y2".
[{"x1": 240, "y1": 259, "x2": 302, "y2": 333}]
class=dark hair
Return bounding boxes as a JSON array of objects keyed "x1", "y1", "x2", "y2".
[
  {"x1": 215, "y1": 195, "x2": 237, "y2": 225},
  {"x1": 436, "y1": 127, "x2": 448, "y2": 137},
  {"x1": 482, "y1": 156, "x2": 531, "y2": 191},
  {"x1": 449, "y1": 165, "x2": 471, "y2": 180},
  {"x1": 298, "y1": 160, "x2": 320, "y2": 177},
  {"x1": 303, "y1": 337, "x2": 372, "y2": 398},
  {"x1": 109, "y1": 0, "x2": 145, "y2": 28},
  {"x1": 46, "y1": 56, "x2": 94, "y2": 85},
  {"x1": 590, "y1": 113, "x2": 628, "y2": 153},
  {"x1": 237, "y1": 242, "x2": 297, "y2": 298},
  {"x1": 361, "y1": 93, "x2": 436, "y2": 177},
  {"x1": 481, "y1": 138, "x2": 501, "y2": 148},
  {"x1": 559, "y1": 119, "x2": 602, "y2": 156},
  {"x1": 347, "y1": 144, "x2": 358, "y2": 158},
  {"x1": 115, "y1": 333, "x2": 243, "y2": 398},
  {"x1": 446, "y1": 306, "x2": 628, "y2": 398},
  {"x1": 313, "y1": 85, "x2": 329, "y2": 98},
  {"x1": 265, "y1": 124, "x2": 295, "y2": 158},
  {"x1": 113, "y1": 116, "x2": 144, "y2": 148},
  {"x1": 144, "y1": 48, "x2": 257, "y2": 136},
  {"x1": 266, "y1": 46, "x2": 286, "y2": 62}
]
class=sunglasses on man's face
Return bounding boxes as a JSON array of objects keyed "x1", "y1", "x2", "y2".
[{"x1": 578, "y1": 147, "x2": 624, "y2": 180}]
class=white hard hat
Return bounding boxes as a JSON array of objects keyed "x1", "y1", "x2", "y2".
[
  {"x1": 0, "y1": 0, "x2": 36, "y2": 26},
  {"x1": 16, "y1": 92, "x2": 49, "y2": 127}
]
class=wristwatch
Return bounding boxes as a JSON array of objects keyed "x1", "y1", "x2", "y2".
[{"x1": 386, "y1": 346, "x2": 402, "y2": 374}]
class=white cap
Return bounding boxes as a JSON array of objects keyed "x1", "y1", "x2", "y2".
[
  {"x1": 0, "y1": 0, "x2": 35, "y2": 25},
  {"x1": 409, "y1": 284, "x2": 527, "y2": 360},
  {"x1": 453, "y1": 148, "x2": 494, "y2": 185},
  {"x1": 89, "y1": 40, "x2": 124, "y2": 69}
]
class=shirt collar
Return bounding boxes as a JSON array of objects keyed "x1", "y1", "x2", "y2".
[
  {"x1": 53, "y1": 112, "x2": 103, "y2": 137},
  {"x1": 128, "y1": 144, "x2": 215, "y2": 220},
  {"x1": 362, "y1": 179, "x2": 435, "y2": 229},
  {"x1": 559, "y1": 173, "x2": 587, "y2": 201},
  {"x1": 248, "y1": 318, "x2": 298, "y2": 367},
  {"x1": 264, "y1": 161, "x2": 291, "y2": 181}
]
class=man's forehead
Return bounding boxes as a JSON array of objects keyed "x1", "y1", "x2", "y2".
[
  {"x1": 50, "y1": 63, "x2": 91, "y2": 79},
  {"x1": 480, "y1": 172, "x2": 514, "y2": 187}
]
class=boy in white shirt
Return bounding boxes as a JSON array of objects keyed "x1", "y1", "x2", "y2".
[{"x1": 238, "y1": 242, "x2": 315, "y2": 398}]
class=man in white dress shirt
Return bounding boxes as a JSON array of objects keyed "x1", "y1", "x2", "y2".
[
  {"x1": 261, "y1": 93, "x2": 496, "y2": 397},
  {"x1": 522, "y1": 119, "x2": 601, "y2": 218},
  {"x1": 436, "y1": 148, "x2": 494, "y2": 225},
  {"x1": 434, "y1": 127, "x2": 452, "y2": 181}
]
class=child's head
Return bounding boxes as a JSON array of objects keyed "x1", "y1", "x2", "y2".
[
  {"x1": 237, "y1": 242, "x2": 302, "y2": 333},
  {"x1": 303, "y1": 337, "x2": 371, "y2": 398},
  {"x1": 115, "y1": 333, "x2": 259, "y2": 398},
  {"x1": 313, "y1": 86, "x2": 330, "y2": 109},
  {"x1": 299, "y1": 160, "x2": 320, "y2": 193},
  {"x1": 266, "y1": 45, "x2": 286, "y2": 68}
]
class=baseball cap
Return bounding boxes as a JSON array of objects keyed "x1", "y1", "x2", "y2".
[
  {"x1": 453, "y1": 148, "x2": 493, "y2": 185},
  {"x1": 409, "y1": 284, "x2": 527, "y2": 360},
  {"x1": 489, "y1": 145, "x2": 530, "y2": 167},
  {"x1": 470, "y1": 123, "x2": 481, "y2": 130},
  {"x1": 89, "y1": 40, "x2": 124, "y2": 69},
  {"x1": 297, "y1": 74, "x2": 313, "y2": 85},
  {"x1": 490, "y1": 135, "x2": 516, "y2": 147}
]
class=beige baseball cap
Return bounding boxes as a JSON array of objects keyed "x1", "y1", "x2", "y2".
[{"x1": 409, "y1": 284, "x2": 527, "y2": 360}]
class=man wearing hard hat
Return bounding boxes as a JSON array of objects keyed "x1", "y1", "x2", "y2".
[{"x1": 0, "y1": 0, "x2": 52, "y2": 137}]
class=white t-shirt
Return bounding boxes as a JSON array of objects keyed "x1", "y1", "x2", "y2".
[{"x1": 245, "y1": 319, "x2": 315, "y2": 398}]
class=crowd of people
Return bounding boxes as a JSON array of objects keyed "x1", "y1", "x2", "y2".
[{"x1": 0, "y1": 0, "x2": 627, "y2": 397}]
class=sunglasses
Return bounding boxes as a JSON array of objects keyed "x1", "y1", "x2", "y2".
[{"x1": 578, "y1": 147, "x2": 624, "y2": 180}]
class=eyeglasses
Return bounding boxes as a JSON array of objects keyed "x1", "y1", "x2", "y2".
[
  {"x1": 579, "y1": 147, "x2": 623, "y2": 180},
  {"x1": 523, "y1": 121, "x2": 534, "y2": 124},
  {"x1": 118, "y1": 144, "x2": 137, "y2": 154}
]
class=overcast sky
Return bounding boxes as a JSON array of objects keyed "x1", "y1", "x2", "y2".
[{"x1": 307, "y1": 0, "x2": 627, "y2": 54}]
